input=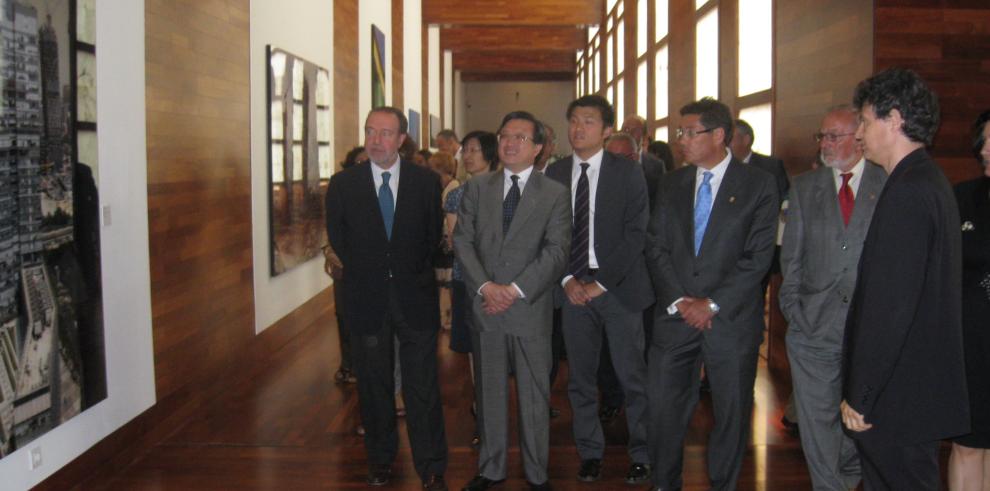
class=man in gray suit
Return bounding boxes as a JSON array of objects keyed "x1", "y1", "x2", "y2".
[
  {"x1": 454, "y1": 111, "x2": 571, "y2": 491},
  {"x1": 779, "y1": 105, "x2": 886, "y2": 491},
  {"x1": 646, "y1": 98, "x2": 778, "y2": 491}
]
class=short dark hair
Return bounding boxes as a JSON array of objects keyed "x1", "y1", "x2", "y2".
[
  {"x1": 436, "y1": 129, "x2": 459, "y2": 141},
  {"x1": 367, "y1": 106, "x2": 408, "y2": 135},
  {"x1": 680, "y1": 97, "x2": 733, "y2": 144},
  {"x1": 498, "y1": 111, "x2": 546, "y2": 145},
  {"x1": 567, "y1": 95, "x2": 616, "y2": 128},
  {"x1": 462, "y1": 130, "x2": 499, "y2": 171},
  {"x1": 972, "y1": 109, "x2": 990, "y2": 166},
  {"x1": 852, "y1": 68, "x2": 940, "y2": 145},
  {"x1": 734, "y1": 119, "x2": 754, "y2": 140}
]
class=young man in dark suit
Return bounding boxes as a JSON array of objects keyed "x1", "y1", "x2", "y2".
[
  {"x1": 645, "y1": 97, "x2": 778, "y2": 491},
  {"x1": 546, "y1": 95, "x2": 654, "y2": 485},
  {"x1": 324, "y1": 107, "x2": 448, "y2": 490},
  {"x1": 841, "y1": 68, "x2": 969, "y2": 490}
]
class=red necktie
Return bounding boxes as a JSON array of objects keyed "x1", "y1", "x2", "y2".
[{"x1": 839, "y1": 172, "x2": 854, "y2": 226}]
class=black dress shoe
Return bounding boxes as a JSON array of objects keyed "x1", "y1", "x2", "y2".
[
  {"x1": 577, "y1": 458, "x2": 602, "y2": 482},
  {"x1": 624, "y1": 462, "x2": 651, "y2": 484},
  {"x1": 461, "y1": 475, "x2": 504, "y2": 491},
  {"x1": 599, "y1": 405, "x2": 621, "y2": 423},
  {"x1": 528, "y1": 481, "x2": 552, "y2": 490},
  {"x1": 423, "y1": 474, "x2": 448, "y2": 491},
  {"x1": 366, "y1": 464, "x2": 391, "y2": 486}
]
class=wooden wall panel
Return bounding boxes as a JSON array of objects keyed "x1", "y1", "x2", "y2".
[
  {"x1": 392, "y1": 0, "x2": 404, "y2": 109},
  {"x1": 774, "y1": 0, "x2": 873, "y2": 177},
  {"x1": 145, "y1": 0, "x2": 254, "y2": 400},
  {"x1": 875, "y1": 2, "x2": 990, "y2": 183},
  {"x1": 441, "y1": 27, "x2": 586, "y2": 52},
  {"x1": 334, "y1": 0, "x2": 359, "y2": 168},
  {"x1": 423, "y1": 0, "x2": 601, "y2": 26}
]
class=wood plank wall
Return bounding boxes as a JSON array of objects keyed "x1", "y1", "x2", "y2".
[
  {"x1": 875, "y1": 0, "x2": 990, "y2": 184},
  {"x1": 392, "y1": 0, "x2": 404, "y2": 110},
  {"x1": 334, "y1": 0, "x2": 359, "y2": 168},
  {"x1": 774, "y1": 0, "x2": 873, "y2": 177}
]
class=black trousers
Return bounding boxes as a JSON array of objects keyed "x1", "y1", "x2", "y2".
[
  {"x1": 350, "y1": 286, "x2": 448, "y2": 479},
  {"x1": 333, "y1": 282, "x2": 351, "y2": 371},
  {"x1": 855, "y1": 438, "x2": 939, "y2": 491}
]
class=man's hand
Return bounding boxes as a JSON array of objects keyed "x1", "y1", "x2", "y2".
[
  {"x1": 481, "y1": 283, "x2": 519, "y2": 314},
  {"x1": 677, "y1": 297, "x2": 715, "y2": 330},
  {"x1": 564, "y1": 278, "x2": 591, "y2": 306},
  {"x1": 840, "y1": 400, "x2": 873, "y2": 432},
  {"x1": 582, "y1": 281, "x2": 605, "y2": 300},
  {"x1": 323, "y1": 248, "x2": 344, "y2": 279}
]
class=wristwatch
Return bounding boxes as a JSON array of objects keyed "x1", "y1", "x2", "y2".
[{"x1": 708, "y1": 299, "x2": 720, "y2": 314}]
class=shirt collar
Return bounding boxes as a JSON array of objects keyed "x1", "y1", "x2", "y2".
[
  {"x1": 695, "y1": 149, "x2": 732, "y2": 181},
  {"x1": 371, "y1": 154, "x2": 401, "y2": 179},
  {"x1": 572, "y1": 148, "x2": 605, "y2": 174},
  {"x1": 832, "y1": 157, "x2": 866, "y2": 180},
  {"x1": 503, "y1": 165, "x2": 535, "y2": 184}
]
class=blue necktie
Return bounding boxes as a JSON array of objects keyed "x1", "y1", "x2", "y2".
[
  {"x1": 379, "y1": 171, "x2": 394, "y2": 239},
  {"x1": 502, "y1": 175, "x2": 520, "y2": 234},
  {"x1": 693, "y1": 171, "x2": 713, "y2": 256}
]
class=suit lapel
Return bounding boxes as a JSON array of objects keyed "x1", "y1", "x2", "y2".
[
  {"x1": 700, "y1": 161, "x2": 741, "y2": 253},
  {"x1": 358, "y1": 163, "x2": 389, "y2": 242},
  {"x1": 391, "y1": 161, "x2": 414, "y2": 239},
  {"x1": 505, "y1": 170, "x2": 541, "y2": 242},
  {"x1": 486, "y1": 171, "x2": 506, "y2": 245},
  {"x1": 595, "y1": 153, "x2": 618, "y2": 234},
  {"x1": 676, "y1": 169, "x2": 697, "y2": 255},
  {"x1": 848, "y1": 163, "x2": 883, "y2": 231},
  {"x1": 813, "y1": 169, "x2": 846, "y2": 236}
]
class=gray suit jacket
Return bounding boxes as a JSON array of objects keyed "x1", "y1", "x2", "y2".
[
  {"x1": 779, "y1": 162, "x2": 886, "y2": 349},
  {"x1": 647, "y1": 159, "x2": 779, "y2": 344},
  {"x1": 453, "y1": 169, "x2": 571, "y2": 338}
]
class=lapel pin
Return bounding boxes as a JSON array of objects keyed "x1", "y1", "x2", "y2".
[
  {"x1": 729, "y1": 196, "x2": 736, "y2": 203},
  {"x1": 962, "y1": 221, "x2": 975, "y2": 232}
]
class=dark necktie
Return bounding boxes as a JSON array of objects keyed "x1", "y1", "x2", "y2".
[
  {"x1": 839, "y1": 172, "x2": 854, "y2": 226},
  {"x1": 379, "y1": 171, "x2": 394, "y2": 239},
  {"x1": 569, "y1": 163, "x2": 591, "y2": 277},
  {"x1": 502, "y1": 175, "x2": 520, "y2": 234}
]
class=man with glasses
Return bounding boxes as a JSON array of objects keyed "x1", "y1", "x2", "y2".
[
  {"x1": 645, "y1": 97, "x2": 778, "y2": 491},
  {"x1": 454, "y1": 111, "x2": 571, "y2": 491},
  {"x1": 841, "y1": 68, "x2": 968, "y2": 490},
  {"x1": 324, "y1": 107, "x2": 448, "y2": 490},
  {"x1": 545, "y1": 95, "x2": 654, "y2": 485},
  {"x1": 779, "y1": 105, "x2": 886, "y2": 491}
]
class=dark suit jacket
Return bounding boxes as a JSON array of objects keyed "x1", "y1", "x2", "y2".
[
  {"x1": 641, "y1": 151, "x2": 666, "y2": 212},
  {"x1": 647, "y1": 159, "x2": 779, "y2": 345},
  {"x1": 749, "y1": 152, "x2": 789, "y2": 203},
  {"x1": 546, "y1": 151, "x2": 655, "y2": 312},
  {"x1": 842, "y1": 148, "x2": 969, "y2": 446},
  {"x1": 324, "y1": 160, "x2": 443, "y2": 335}
]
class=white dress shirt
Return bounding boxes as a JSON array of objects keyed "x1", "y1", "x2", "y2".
[
  {"x1": 832, "y1": 157, "x2": 867, "y2": 197},
  {"x1": 561, "y1": 149, "x2": 607, "y2": 290},
  {"x1": 370, "y1": 154, "x2": 401, "y2": 207}
]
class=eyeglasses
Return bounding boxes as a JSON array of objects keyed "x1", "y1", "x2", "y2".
[
  {"x1": 814, "y1": 132, "x2": 854, "y2": 143},
  {"x1": 676, "y1": 127, "x2": 715, "y2": 139},
  {"x1": 498, "y1": 133, "x2": 535, "y2": 144}
]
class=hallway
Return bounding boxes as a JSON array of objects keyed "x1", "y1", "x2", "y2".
[{"x1": 81, "y1": 302, "x2": 818, "y2": 490}]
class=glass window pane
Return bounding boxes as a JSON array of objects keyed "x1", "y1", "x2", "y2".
[
  {"x1": 607, "y1": 0, "x2": 618, "y2": 14},
  {"x1": 696, "y1": 0, "x2": 708, "y2": 10},
  {"x1": 738, "y1": 0, "x2": 773, "y2": 96},
  {"x1": 654, "y1": 126, "x2": 669, "y2": 143},
  {"x1": 655, "y1": 45, "x2": 669, "y2": 119},
  {"x1": 616, "y1": 79, "x2": 624, "y2": 128},
  {"x1": 739, "y1": 103, "x2": 773, "y2": 155},
  {"x1": 637, "y1": 0, "x2": 648, "y2": 57},
  {"x1": 655, "y1": 0, "x2": 668, "y2": 42},
  {"x1": 695, "y1": 8, "x2": 719, "y2": 100},
  {"x1": 589, "y1": 25, "x2": 599, "y2": 43},
  {"x1": 606, "y1": 36, "x2": 613, "y2": 83},
  {"x1": 617, "y1": 0, "x2": 624, "y2": 17},
  {"x1": 637, "y1": 61, "x2": 648, "y2": 119},
  {"x1": 617, "y1": 22, "x2": 625, "y2": 74},
  {"x1": 606, "y1": 84, "x2": 614, "y2": 107}
]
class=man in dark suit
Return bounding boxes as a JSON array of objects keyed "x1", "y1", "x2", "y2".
[
  {"x1": 779, "y1": 105, "x2": 886, "y2": 490},
  {"x1": 841, "y1": 68, "x2": 969, "y2": 490},
  {"x1": 730, "y1": 119, "x2": 789, "y2": 202},
  {"x1": 455, "y1": 111, "x2": 571, "y2": 491},
  {"x1": 646, "y1": 97, "x2": 778, "y2": 491},
  {"x1": 546, "y1": 96, "x2": 653, "y2": 485},
  {"x1": 324, "y1": 107, "x2": 448, "y2": 490},
  {"x1": 621, "y1": 114, "x2": 668, "y2": 190}
]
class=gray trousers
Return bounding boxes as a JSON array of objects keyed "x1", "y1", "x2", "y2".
[
  {"x1": 472, "y1": 328, "x2": 551, "y2": 484},
  {"x1": 561, "y1": 290, "x2": 649, "y2": 463},
  {"x1": 787, "y1": 333, "x2": 861, "y2": 491}
]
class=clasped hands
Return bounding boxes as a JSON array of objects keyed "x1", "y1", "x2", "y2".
[
  {"x1": 481, "y1": 283, "x2": 520, "y2": 315},
  {"x1": 676, "y1": 297, "x2": 716, "y2": 330},
  {"x1": 840, "y1": 400, "x2": 873, "y2": 432},
  {"x1": 564, "y1": 278, "x2": 605, "y2": 306}
]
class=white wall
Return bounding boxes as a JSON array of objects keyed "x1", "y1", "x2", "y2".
[
  {"x1": 402, "y1": 0, "x2": 422, "y2": 118},
  {"x1": 249, "y1": 0, "x2": 334, "y2": 334},
  {"x1": 1, "y1": 1, "x2": 156, "y2": 488},
  {"x1": 443, "y1": 50, "x2": 453, "y2": 129},
  {"x1": 427, "y1": 26, "x2": 440, "y2": 147},
  {"x1": 454, "y1": 70, "x2": 466, "y2": 139},
  {"x1": 358, "y1": 0, "x2": 393, "y2": 134},
  {"x1": 462, "y1": 81, "x2": 575, "y2": 156}
]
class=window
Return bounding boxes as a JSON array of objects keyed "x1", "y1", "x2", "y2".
[
  {"x1": 739, "y1": 103, "x2": 772, "y2": 155},
  {"x1": 616, "y1": 78, "x2": 624, "y2": 126},
  {"x1": 637, "y1": 61, "x2": 648, "y2": 119},
  {"x1": 695, "y1": 7, "x2": 718, "y2": 100},
  {"x1": 606, "y1": 35, "x2": 613, "y2": 83},
  {"x1": 654, "y1": 126, "x2": 669, "y2": 143},
  {"x1": 655, "y1": 46, "x2": 668, "y2": 119},
  {"x1": 655, "y1": 0, "x2": 668, "y2": 42},
  {"x1": 637, "y1": 0, "x2": 648, "y2": 57},
  {"x1": 616, "y1": 22, "x2": 625, "y2": 75},
  {"x1": 738, "y1": 0, "x2": 772, "y2": 96}
]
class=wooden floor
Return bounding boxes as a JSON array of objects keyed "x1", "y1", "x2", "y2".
[{"x1": 78, "y1": 306, "x2": 950, "y2": 490}]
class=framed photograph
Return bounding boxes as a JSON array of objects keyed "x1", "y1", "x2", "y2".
[{"x1": 371, "y1": 24, "x2": 386, "y2": 109}]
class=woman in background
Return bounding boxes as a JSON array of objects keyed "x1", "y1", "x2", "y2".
[{"x1": 949, "y1": 110, "x2": 990, "y2": 491}]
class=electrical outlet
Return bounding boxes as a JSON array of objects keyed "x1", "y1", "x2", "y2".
[{"x1": 29, "y1": 447, "x2": 42, "y2": 470}]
